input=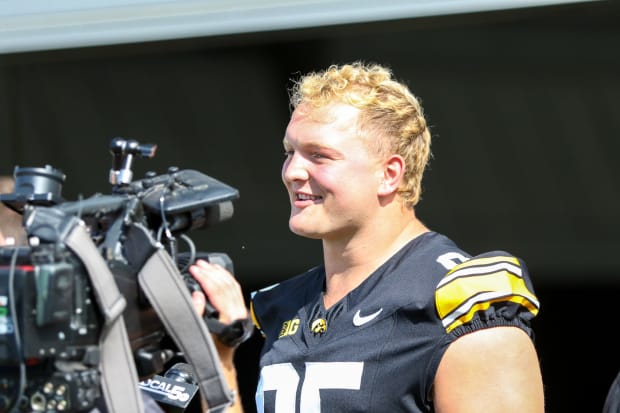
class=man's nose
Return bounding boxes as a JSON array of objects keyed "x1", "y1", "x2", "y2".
[{"x1": 282, "y1": 153, "x2": 309, "y2": 183}]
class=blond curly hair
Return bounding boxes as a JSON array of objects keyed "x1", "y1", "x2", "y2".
[{"x1": 289, "y1": 62, "x2": 432, "y2": 208}]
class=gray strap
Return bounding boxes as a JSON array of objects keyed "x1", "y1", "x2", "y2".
[
  {"x1": 64, "y1": 223, "x2": 145, "y2": 413},
  {"x1": 138, "y1": 248, "x2": 233, "y2": 413}
]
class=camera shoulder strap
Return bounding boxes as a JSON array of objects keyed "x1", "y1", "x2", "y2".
[
  {"x1": 137, "y1": 248, "x2": 234, "y2": 413},
  {"x1": 64, "y1": 221, "x2": 145, "y2": 413}
]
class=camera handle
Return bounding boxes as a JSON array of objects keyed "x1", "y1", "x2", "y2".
[{"x1": 109, "y1": 137, "x2": 157, "y2": 185}]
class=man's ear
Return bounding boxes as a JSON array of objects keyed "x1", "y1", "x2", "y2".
[{"x1": 378, "y1": 154, "x2": 405, "y2": 196}]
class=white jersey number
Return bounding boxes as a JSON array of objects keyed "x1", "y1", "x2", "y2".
[
  {"x1": 256, "y1": 362, "x2": 363, "y2": 413},
  {"x1": 436, "y1": 252, "x2": 469, "y2": 270}
]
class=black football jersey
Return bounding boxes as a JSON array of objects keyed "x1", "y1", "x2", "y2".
[
  {"x1": 603, "y1": 372, "x2": 620, "y2": 413},
  {"x1": 250, "y1": 232, "x2": 540, "y2": 413}
]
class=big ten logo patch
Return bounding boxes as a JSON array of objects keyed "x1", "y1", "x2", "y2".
[{"x1": 279, "y1": 318, "x2": 300, "y2": 338}]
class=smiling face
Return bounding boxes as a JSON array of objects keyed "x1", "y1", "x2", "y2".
[{"x1": 281, "y1": 103, "x2": 385, "y2": 242}]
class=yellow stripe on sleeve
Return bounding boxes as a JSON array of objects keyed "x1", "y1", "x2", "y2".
[
  {"x1": 249, "y1": 301, "x2": 263, "y2": 332},
  {"x1": 435, "y1": 256, "x2": 540, "y2": 333}
]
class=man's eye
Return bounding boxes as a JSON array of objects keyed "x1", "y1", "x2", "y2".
[
  {"x1": 311, "y1": 153, "x2": 324, "y2": 159},
  {"x1": 284, "y1": 150, "x2": 294, "y2": 157}
]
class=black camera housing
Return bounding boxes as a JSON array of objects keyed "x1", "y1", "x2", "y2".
[{"x1": 0, "y1": 138, "x2": 239, "y2": 412}]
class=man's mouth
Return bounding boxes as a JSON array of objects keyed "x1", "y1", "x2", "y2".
[{"x1": 295, "y1": 193, "x2": 322, "y2": 202}]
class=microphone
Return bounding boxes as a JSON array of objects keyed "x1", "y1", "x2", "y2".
[{"x1": 139, "y1": 363, "x2": 200, "y2": 412}]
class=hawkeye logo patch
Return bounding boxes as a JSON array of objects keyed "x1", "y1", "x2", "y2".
[
  {"x1": 279, "y1": 318, "x2": 300, "y2": 338},
  {"x1": 311, "y1": 318, "x2": 327, "y2": 334},
  {"x1": 352, "y1": 308, "x2": 383, "y2": 326}
]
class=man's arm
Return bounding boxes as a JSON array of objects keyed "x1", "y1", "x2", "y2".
[
  {"x1": 433, "y1": 326, "x2": 544, "y2": 413},
  {"x1": 190, "y1": 260, "x2": 249, "y2": 413}
]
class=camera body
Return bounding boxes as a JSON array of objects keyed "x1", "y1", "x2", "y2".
[
  {"x1": 0, "y1": 243, "x2": 102, "y2": 412},
  {"x1": 0, "y1": 138, "x2": 239, "y2": 412}
]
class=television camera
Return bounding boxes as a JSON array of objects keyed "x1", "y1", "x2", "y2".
[{"x1": 0, "y1": 138, "x2": 250, "y2": 413}]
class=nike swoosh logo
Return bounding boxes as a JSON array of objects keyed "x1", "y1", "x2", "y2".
[{"x1": 352, "y1": 308, "x2": 383, "y2": 326}]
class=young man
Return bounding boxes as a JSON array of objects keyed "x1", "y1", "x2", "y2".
[{"x1": 190, "y1": 62, "x2": 545, "y2": 412}]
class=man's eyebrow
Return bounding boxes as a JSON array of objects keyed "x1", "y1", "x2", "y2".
[{"x1": 282, "y1": 138, "x2": 342, "y2": 157}]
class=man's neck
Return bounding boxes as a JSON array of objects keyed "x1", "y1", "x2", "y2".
[{"x1": 321, "y1": 216, "x2": 428, "y2": 309}]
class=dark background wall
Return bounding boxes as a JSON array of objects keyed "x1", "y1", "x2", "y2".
[{"x1": 1, "y1": 1, "x2": 618, "y2": 412}]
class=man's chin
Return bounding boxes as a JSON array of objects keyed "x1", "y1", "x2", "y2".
[{"x1": 289, "y1": 223, "x2": 322, "y2": 239}]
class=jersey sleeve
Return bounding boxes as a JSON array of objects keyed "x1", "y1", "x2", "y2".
[
  {"x1": 434, "y1": 251, "x2": 540, "y2": 337},
  {"x1": 250, "y1": 282, "x2": 280, "y2": 338}
]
